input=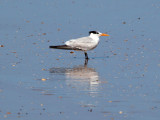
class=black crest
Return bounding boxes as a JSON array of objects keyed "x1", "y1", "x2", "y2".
[{"x1": 89, "y1": 31, "x2": 99, "y2": 35}]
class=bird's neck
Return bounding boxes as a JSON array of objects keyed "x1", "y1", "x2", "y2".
[{"x1": 89, "y1": 34, "x2": 100, "y2": 41}]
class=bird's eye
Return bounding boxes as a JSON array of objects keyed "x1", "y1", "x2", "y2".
[{"x1": 94, "y1": 31, "x2": 99, "y2": 34}]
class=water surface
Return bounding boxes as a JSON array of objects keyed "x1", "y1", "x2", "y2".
[{"x1": 1, "y1": 0, "x2": 160, "y2": 120}]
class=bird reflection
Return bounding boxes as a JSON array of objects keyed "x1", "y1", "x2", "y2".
[{"x1": 49, "y1": 59, "x2": 100, "y2": 93}]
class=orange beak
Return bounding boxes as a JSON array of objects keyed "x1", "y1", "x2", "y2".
[{"x1": 100, "y1": 33, "x2": 110, "y2": 36}]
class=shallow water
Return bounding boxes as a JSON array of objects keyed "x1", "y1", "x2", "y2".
[{"x1": 1, "y1": 0, "x2": 160, "y2": 120}]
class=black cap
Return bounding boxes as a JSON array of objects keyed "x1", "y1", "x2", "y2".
[{"x1": 89, "y1": 31, "x2": 99, "y2": 35}]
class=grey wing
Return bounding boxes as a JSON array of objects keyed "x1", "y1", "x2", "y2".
[{"x1": 65, "y1": 37, "x2": 95, "y2": 51}]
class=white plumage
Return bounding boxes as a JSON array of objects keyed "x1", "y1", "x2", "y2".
[{"x1": 49, "y1": 31, "x2": 109, "y2": 59}]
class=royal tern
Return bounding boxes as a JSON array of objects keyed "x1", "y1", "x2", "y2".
[{"x1": 49, "y1": 31, "x2": 109, "y2": 59}]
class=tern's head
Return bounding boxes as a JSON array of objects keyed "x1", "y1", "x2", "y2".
[{"x1": 89, "y1": 31, "x2": 109, "y2": 37}]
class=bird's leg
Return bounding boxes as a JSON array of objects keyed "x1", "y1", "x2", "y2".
[
  {"x1": 84, "y1": 58, "x2": 88, "y2": 66},
  {"x1": 84, "y1": 51, "x2": 89, "y2": 59}
]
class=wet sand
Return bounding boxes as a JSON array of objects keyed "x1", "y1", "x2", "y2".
[{"x1": 1, "y1": 0, "x2": 160, "y2": 120}]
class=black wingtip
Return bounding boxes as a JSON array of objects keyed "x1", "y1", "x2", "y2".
[
  {"x1": 49, "y1": 46, "x2": 56, "y2": 48},
  {"x1": 49, "y1": 45, "x2": 69, "y2": 49}
]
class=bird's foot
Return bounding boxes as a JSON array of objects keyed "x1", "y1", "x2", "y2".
[{"x1": 85, "y1": 57, "x2": 89, "y2": 60}]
